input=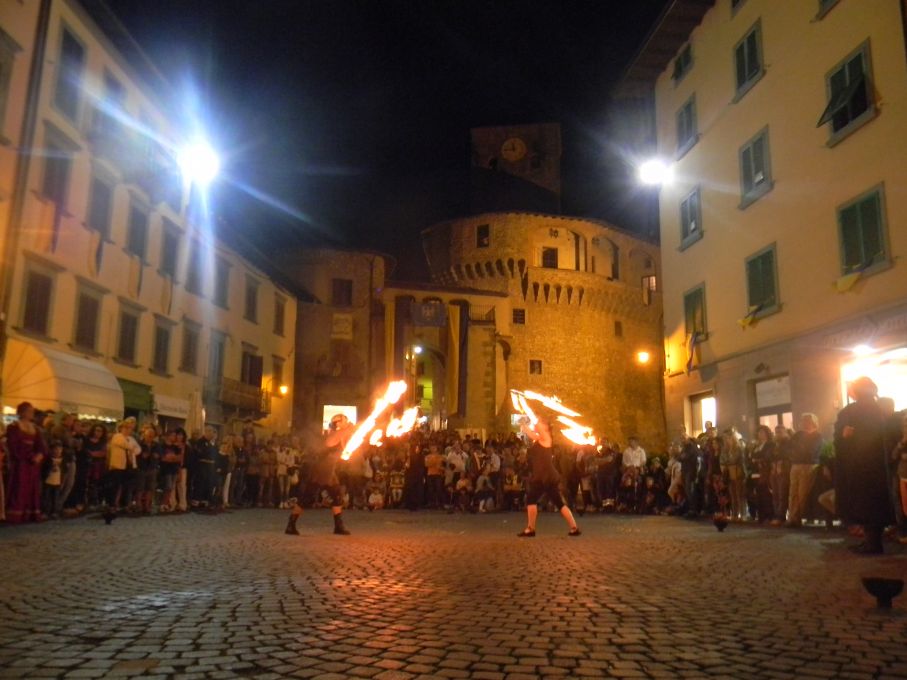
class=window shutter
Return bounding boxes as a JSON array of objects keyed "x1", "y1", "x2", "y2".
[
  {"x1": 751, "y1": 137, "x2": 765, "y2": 184},
  {"x1": 859, "y1": 195, "x2": 882, "y2": 264},
  {"x1": 250, "y1": 355, "x2": 264, "y2": 387},
  {"x1": 742, "y1": 146, "x2": 754, "y2": 192},
  {"x1": 735, "y1": 43, "x2": 747, "y2": 88},
  {"x1": 839, "y1": 204, "x2": 862, "y2": 271},
  {"x1": 746, "y1": 31, "x2": 759, "y2": 79}
]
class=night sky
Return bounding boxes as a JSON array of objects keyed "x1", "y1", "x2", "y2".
[{"x1": 109, "y1": 0, "x2": 668, "y2": 280}]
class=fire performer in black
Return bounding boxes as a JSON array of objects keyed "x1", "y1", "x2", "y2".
[
  {"x1": 285, "y1": 414, "x2": 355, "y2": 536},
  {"x1": 517, "y1": 417, "x2": 581, "y2": 538}
]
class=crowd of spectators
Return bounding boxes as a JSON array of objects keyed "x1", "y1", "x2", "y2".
[{"x1": 3, "y1": 383, "x2": 906, "y2": 554}]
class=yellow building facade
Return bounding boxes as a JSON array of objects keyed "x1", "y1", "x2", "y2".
[
  {"x1": 618, "y1": 0, "x2": 907, "y2": 437},
  {"x1": 0, "y1": 0, "x2": 297, "y2": 434}
]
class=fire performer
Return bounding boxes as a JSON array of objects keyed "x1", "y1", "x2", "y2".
[
  {"x1": 517, "y1": 417, "x2": 581, "y2": 538},
  {"x1": 285, "y1": 413, "x2": 355, "y2": 536}
]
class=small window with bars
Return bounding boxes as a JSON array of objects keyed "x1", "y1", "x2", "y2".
[
  {"x1": 529, "y1": 359, "x2": 543, "y2": 375},
  {"x1": 512, "y1": 309, "x2": 526, "y2": 325}
]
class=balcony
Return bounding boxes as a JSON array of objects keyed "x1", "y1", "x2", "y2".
[
  {"x1": 468, "y1": 304, "x2": 496, "y2": 323},
  {"x1": 204, "y1": 377, "x2": 270, "y2": 416}
]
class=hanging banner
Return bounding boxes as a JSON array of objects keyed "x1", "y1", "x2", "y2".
[{"x1": 411, "y1": 301, "x2": 446, "y2": 327}]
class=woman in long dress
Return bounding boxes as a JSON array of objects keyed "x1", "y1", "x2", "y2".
[{"x1": 5, "y1": 402, "x2": 47, "y2": 523}]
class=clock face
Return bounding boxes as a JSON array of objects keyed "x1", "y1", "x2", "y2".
[{"x1": 501, "y1": 137, "x2": 527, "y2": 162}]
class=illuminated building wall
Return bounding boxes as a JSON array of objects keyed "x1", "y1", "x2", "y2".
[
  {"x1": 422, "y1": 212, "x2": 666, "y2": 448},
  {"x1": 0, "y1": 0, "x2": 297, "y2": 434},
  {"x1": 616, "y1": 0, "x2": 907, "y2": 437}
]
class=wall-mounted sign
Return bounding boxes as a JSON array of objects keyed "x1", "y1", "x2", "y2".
[{"x1": 331, "y1": 313, "x2": 353, "y2": 340}]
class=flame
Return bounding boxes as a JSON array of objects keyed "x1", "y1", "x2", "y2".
[
  {"x1": 511, "y1": 389, "x2": 597, "y2": 446},
  {"x1": 385, "y1": 407, "x2": 420, "y2": 438},
  {"x1": 556, "y1": 415, "x2": 597, "y2": 446},
  {"x1": 341, "y1": 380, "x2": 407, "y2": 459},
  {"x1": 369, "y1": 429, "x2": 384, "y2": 447}
]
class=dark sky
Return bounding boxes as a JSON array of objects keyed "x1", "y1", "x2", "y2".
[{"x1": 109, "y1": 0, "x2": 667, "y2": 280}]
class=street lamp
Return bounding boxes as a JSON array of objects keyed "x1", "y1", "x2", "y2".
[
  {"x1": 636, "y1": 350, "x2": 651, "y2": 365},
  {"x1": 638, "y1": 158, "x2": 674, "y2": 186},
  {"x1": 178, "y1": 138, "x2": 221, "y2": 188}
]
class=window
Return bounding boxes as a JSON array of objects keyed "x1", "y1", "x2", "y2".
[
  {"x1": 184, "y1": 242, "x2": 203, "y2": 295},
  {"x1": 208, "y1": 331, "x2": 226, "y2": 382},
  {"x1": 125, "y1": 203, "x2": 148, "y2": 260},
  {"x1": 273, "y1": 295, "x2": 286, "y2": 335},
  {"x1": 160, "y1": 222, "x2": 179, "y2": 278},
  {"x1": 529, "y1": 359, "x2": 543, "y2": 375},
  {"x1": 241, "y1": 349, "x2": 263, "y2": 387},
  {"x1": 21, "y1": 267, "x2": 54, "y2": 336},
  {"x1": 244, "y1": 277, "x2": 259, "y2": 322},
  {"x1": 213, "y1": 258, "x2": 230, "y2": 308},
  {"x1": 541, "y1": 247, "x2": 558, "y2": 269},
  {"x1": 73, "y1": 287, "x2": 102, "y2": 351},
  {"x1": 642, "y1": 275, "x2": 657, "y2": 305},
  {"x1": 41, "y1": 136, "x2": 72, "y2": 205},
  {"x1": 739, "y1": 127, "x2": 772, "y2": 208},
  {"x1": 676, "y1": 96, "x2": 697, "y2": 154},
  {"x1": 331, "y1": 278, "x2": 353, "y2": 307},
  {"x1": 672, "y1": 44, "x2": 692, "y2": 83},
  {"x1": 838, "y1": 187, "x2": 887, "y2": 274},
  {"x1": 745, "y1": 244, "x2": 779, "y2": 315},
  {"x1": 116, "y1": 307, "x2": 139, "y2": 364},
  {"x1": 91, "y1": 71, "x2": 125, "y2": 139},
  {"x1": 86, "y1": 177, "x2": 113, "y2": 239},
  {"x1": 476, "y1": 224, "x2": 490, "y2": 248},
  {"x1": 152, "y1": 321, "x2": 171, "y2": 374},
  {"x1": 734, "y1": 21, "x2": 763, "y2": 99},
  {"x1": 684, "y1": 285, "x2": 707, "y2": 338},
  {"x1": 0, "y1": 28, "x2": 22, "y2": 138},
  {"x1": 614, "y1": 320, "x2": 623, "y2": 338},
  {"x1": 817, "y1": 45, "x2": 873, "y2": 141},
  {"x1": 180, "y1": 321, "x2": 200, "y2": 373},
  {"x1": 512, "y1": 309, "x2": 526, "y2": 325},
  {"x1": 53, "y1": 29, "x2": 85, "y2": 122},
  {"x1": 817, "y1": 0, "x2": 841, "y2": 19},
  {"x1": 680, "y1": 187, "x2": 702, "y2": 247},
  {"x1": 272, "y1": 356, "x2": 285, "y2": 396}
]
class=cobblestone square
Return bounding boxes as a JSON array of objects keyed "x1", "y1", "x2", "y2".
[{"x1": 1, "y1": 511, "x2": 906, "y2": 679}]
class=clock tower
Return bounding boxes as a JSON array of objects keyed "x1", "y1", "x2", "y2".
[{"x1": 469, "y1": 123, "x2": 562, "y2": 214}]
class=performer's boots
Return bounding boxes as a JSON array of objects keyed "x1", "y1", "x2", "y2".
[
  {"x1": 333, "y1": 513, "x2": 350, "y2": 535},
  {"x1": 284, "y1": 512, "x2": 300, "y2": 536}
]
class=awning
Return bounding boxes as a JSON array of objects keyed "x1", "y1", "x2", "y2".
[
  {"x1": 118, "y1": 378, "x2": 153, "y2": 411},
  {"x1": 1, "y1": 337, "x2": 124, "y2": 420},
  {"x1": 154, "y1": 393, "x2": 189, "y2": 418}
]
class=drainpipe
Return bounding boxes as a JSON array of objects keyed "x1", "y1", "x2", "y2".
[{"x1": 0, "y1": 0, "x2": 52, "y2": 397}]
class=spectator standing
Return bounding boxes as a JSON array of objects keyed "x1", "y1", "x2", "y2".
[
  {"x1": 41, "y1": 440, "x2": 64, "y2": 518},
  {"x1": 596, "y1": 441, "x2": 620, "y2": 509},
  {"x1": 173, "y1": 428, "x2": 190, "y2": 512},
  {"x1": 51, "y1": 414, "x2": 77, "y2": 513},
  {"x1": 245, "y1": 438, "x2": 261, "y2": 507},
  {"x1": 404, "y1": 441, "x2": 426, "y2": 510},
  {"x1": 424, "y1": 443, "x2": 445, "y2": 509},
  {"x1": 275, "y1": 439, "x2": 292, "y2": 508},
  {"x1": 107, "y1": 418, "x2": 140, "y2": 511},
  {"x1": 787, "y1": 414, "x2": 822, "y2": 527},
  {"x1": 231, "y1": 435, "x2": 248, "y2": 507},
  {"x1": 137, "y1": 425, "x2": 160, "y2": 513},
  {"x1": 679, "y1": 433, "x2": 701, "y2": 516},
  {"x1": 891, "y1": 414, "x2": 907, "y2": 544},
  {"x1": 158, "y1": 430, "x2": 180, "y2": 512},
  {"x1": 748, "y1": 425, "x2": 775, "y2": 523},
  {"x1": 192, "y1": 426, "x2": 218, "y2": 508},
  {"x1": 770, "y1": 426, "x2": 792, "y2": 526},
  {"x1": 720, "y1": 430, "x2": 746, "y2": 521},
  {"x1": 834, "y1": 378, "x2": 894, "y2": 554}
]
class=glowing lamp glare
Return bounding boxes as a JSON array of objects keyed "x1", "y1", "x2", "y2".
[
  {"x1": 638, "y1": 159, "x2": 673, "y2": 186},
  {"x1": 179, "y1": 140, "x2": 220, "y2": 187}
]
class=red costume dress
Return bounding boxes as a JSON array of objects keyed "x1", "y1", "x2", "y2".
[{"x1": 5, "y1": 422, "x2": 47, "y2": 523}]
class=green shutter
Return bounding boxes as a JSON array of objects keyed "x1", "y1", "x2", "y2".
[
  {"x1": 746, "y1": 31, "x2": 759, "y2": 79},
  {"x1": 839, "y1": 204, "x2": 862, "y2": 271},
  {"x1": 735, "y1": 43, "x2": 747, "y2": 87},
  {"x1": 117, "y1": 378, "x2": 153, "y2": 412},
  {"x1": 859, "y1": 194, "x2": 882, "y2": 264},
  {"x1": 742, "y1": 146, "x2": 754, "y2": 192}
]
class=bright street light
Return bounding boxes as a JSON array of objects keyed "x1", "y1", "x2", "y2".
[
  {"x1": 852, "y1": 344, "x2": 874, "y2": 357},
  {"x1": 636, "y1": 350, "x2": 651, "y2": 364},
  {"x1": 278, "y1": 384, "x2": 289, "y2": 396},
  {"x1": 638, "y1": 158, "x2": 674, "y2": 186},
  {"x1": 413, "y1": 345, "x2": 423, "y2": 355},
  {"x1": 178, "y1": 139, "x2": 221, "y2": 187}
]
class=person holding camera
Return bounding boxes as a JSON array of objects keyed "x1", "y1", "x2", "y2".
[{"x1": 285, "y1": 413, "x2": 355, "y2": 536}]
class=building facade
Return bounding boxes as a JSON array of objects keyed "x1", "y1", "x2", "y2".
[
  {"x1": 0, "y1": 0, "x2": 297, "y2": 434},
  {"x1": 423, "y1": 211, "x2": 665, "y2": 446},
  {"x1": 616, "y1": 0, "x2": 907, "y2": 437}
]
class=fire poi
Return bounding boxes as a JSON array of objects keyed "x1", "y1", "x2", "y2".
[{"x1": 510, "y1": 389, "x2": 597, "y2": 446}]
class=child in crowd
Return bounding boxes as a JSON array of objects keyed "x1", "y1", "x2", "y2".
[
  {"x1": 42, "y1": 441, "x2": 64, "y2": 518},
  {"x1": 388, "y1": 469, "x2": 405, "y2": 507}
]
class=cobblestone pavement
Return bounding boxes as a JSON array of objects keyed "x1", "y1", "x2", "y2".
[{"x1": 1, "y1": 510, "x2": 906, "y2": 680}]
